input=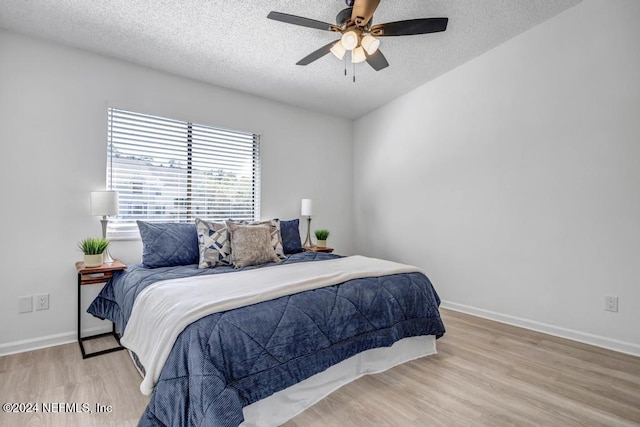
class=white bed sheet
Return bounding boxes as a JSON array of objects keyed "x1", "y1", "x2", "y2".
[
  {"x1": 241, "y1": 335, "x2": 437, "y2": 427},
  {"x1": 129, "y1": 336, "x2": 437, "y2": 426}
]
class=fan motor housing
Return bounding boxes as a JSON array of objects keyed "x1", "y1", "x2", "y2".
[{"x1": 336, "y1": 7, "x2": 352, "y2": 26}]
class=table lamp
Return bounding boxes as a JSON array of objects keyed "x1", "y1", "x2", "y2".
[
  {"x1": 90, "y1": 191, "x2": 118, "y2": 263},
  {"x1": 301, "y1": 198, "x2": 313, "y2": 248}
]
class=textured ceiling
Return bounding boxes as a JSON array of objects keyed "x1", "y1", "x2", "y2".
[{"x1": 0, "y1": 0, "x2": 581, "y2": 119}]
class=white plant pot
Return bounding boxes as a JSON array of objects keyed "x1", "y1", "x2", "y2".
[
  {"x1": 84, "y1": 253, "x2": 103, "y2": 268},
  {"x1": 316, "y1": 240, "x2": 327, "y2": 248}
]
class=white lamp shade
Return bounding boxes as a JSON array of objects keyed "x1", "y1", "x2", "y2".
[
  {"x1": 91, "y1": 191, "x2": 118, "y2": 216},
  {"x1": 330, "y1": 41, "x2": 346, "y2": 60},
  {"x1": 361, "y1": 35, "x2": 380, "y2": 55},
  {"x1": 351, "y1": 46, "x2": 367, "y2": 64},
  {"x1": 341, "y1": 31, "x2": 359, "y2": 50},
  {"x1": 301, "y1": 199, "x2": 313, "y2": 216}
]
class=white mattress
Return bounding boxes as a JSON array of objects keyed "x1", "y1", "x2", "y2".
[{"x1": 241, "y1": 335, "x2": 437, "y2": 427}]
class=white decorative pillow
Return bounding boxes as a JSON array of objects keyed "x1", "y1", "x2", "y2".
[
  {"x1": 226, "y1": 222, "x2": 281, "y2": 268},
  {"x1": 195, "y1": 218, "x2": 231, "y2": 268}
]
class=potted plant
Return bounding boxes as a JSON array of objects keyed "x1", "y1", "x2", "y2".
[
  {"x1": 314, "y1": 229, "x2": 330, "y2": 248},
  {"x1": 78, "y1": 237, "x2": 109, "y2": 268}
]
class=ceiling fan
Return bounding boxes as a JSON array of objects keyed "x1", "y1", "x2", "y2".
[{"x1": 267, "y1": 0, "x2": 448, "y2": 72}]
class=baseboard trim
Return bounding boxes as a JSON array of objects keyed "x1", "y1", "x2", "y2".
[
  {"x1": 4, "y1": 306, "x2": 638, "y2": 358},
  {"x1": 440, "y1": 300, "x2": 640, "y2": 357},
  {"x1": 0, "y1": 326, "x2": 111, "y2": 357}
]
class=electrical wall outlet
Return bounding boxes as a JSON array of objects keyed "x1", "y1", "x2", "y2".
[
  {"x1": 35, "y1": 293, "x2": 49, "y2": 311},
  {"x1": 605, "y1": 296, "x2": 618, "y2": 312},
  {"x1": 18, "y1": 296, "x2": 33, "y2": 313}
]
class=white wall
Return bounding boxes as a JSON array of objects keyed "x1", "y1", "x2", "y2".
[
  {"x1": 353, "y1": 0, "x2": 640, "y2": 355},
  {"x1": 0, "y1": 31, "x2": 353, "y2": 354}
]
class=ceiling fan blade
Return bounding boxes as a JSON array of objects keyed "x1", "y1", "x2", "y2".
[
  {"x1": 296, "y1": 41, "x2": 338, "y2": 66},
  {"x1": 366, "y1": 49, "x2": 389, "y2": 71},
  {"x1": 267, "y1": 11, "x2": 337, "y2": 31},
  {"x1": 351, "y1": 0, "x2": 380, "y2": 27},
  {"x1": 371, "y1": 18, "x2": 448, "y2": 36}
]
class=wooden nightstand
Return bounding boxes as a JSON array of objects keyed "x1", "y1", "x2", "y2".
[
  {"x1": 304, "y1": 246, "x2": 335, "y2": 253},
  {"x1": 76, "y1": 260, "x2": 127, "y2": 359}
]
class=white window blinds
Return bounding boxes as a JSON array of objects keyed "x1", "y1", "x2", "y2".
[{"x1": 107, "y1": 108, "x2": 260, "y2": 238}]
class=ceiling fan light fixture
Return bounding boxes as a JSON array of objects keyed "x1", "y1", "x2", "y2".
[
  {"x1": 361, "y1": 34, "x2": 380, "y2": 55},
  {"x1": 351, "y1": 46, "x2": 366, "y2": 64},
  {"x1": 267, "y1": 5, "x2": 449, "y2": 73},
  {"x1": 341, "y1": 30, "x2": 359, "y2": 50},
  {"x1": 330, "y1": 41, "x2": 346, "y2": 60}
]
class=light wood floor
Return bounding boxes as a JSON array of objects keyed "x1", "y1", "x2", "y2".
[{"x1": 1, "y1": 309, "x2": 638, "y2": 426}]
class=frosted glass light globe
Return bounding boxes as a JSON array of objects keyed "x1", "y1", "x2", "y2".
[
  {"x1": 351, "y1": 46, "x2": 366, "y2": 63},
  {"x1": 341, "y1": 30, "x2": 359, "y2": 50},
  {"x1": 330, "y1": 41, "x2": 346, "y2": 59},
  {"x1": 361, "y1": 35, "x2": 380, "y2": 55}
]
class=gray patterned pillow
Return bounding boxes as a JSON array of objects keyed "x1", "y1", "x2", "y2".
[
  {"x1": 226, "y1": 222, "x2": 281, "y2": 268},
  {"x1": 239, "y1": 219, "x2": 286, "y2": 259},
  {"x1": 195, "y1": 218, "x2": 231, "y2": 268},
  {"x1": 270, "y1": 219, "x2": 286, "y2": 259},
  {"x1": 249, "y1": 218, "x2": 286, "y2": 258}
]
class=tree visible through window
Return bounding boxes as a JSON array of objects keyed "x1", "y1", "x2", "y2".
[{"x1": 106, "y1": 108, "x2": 260, "y2": 238}]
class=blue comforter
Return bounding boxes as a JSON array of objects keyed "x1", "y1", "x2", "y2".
[{"x1": 88, "y1": 252, "x2": 445, "y2": 426}]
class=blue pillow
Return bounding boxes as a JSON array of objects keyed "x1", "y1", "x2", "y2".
[
  {"x1": 137, "y1": 221, "x2": 199, "y2": 268},
  {"x1": 280, "y1": 219, "x2": 303, "y2": 254}
]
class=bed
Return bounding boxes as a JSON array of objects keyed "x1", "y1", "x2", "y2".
[{"x1": 87, "y1": 220, "x2": 445, "y2": 426}]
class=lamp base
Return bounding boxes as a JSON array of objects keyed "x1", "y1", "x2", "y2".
[
  {"x1": 103, "y1": 249, "x2": 114, "y2": 264},
  {"x1": 100, "y1": 217, "x2": 114, "y2": 263},
  {"x1": 302, "y1": 216, "x2": 314, "y2": 248}
]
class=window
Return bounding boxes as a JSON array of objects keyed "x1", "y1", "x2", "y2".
[{"x1": 107, "y1": 108, "x2": 260, "y2": 238}]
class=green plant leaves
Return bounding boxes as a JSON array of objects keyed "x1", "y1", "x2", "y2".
[
  {"x1": 78, "y1": 237, "x2": 109, "y2": 255},
  {"x1": 314, "y1": 229, "x2": 330, "y2": 240}
]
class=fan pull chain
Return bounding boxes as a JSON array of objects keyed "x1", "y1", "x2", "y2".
[
  {"x1": 353, "y1": 62, "x2": 356, "y2": 83},
  {"x1": 344, "y1": 55, "x2": 347, "y2": 76}
]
